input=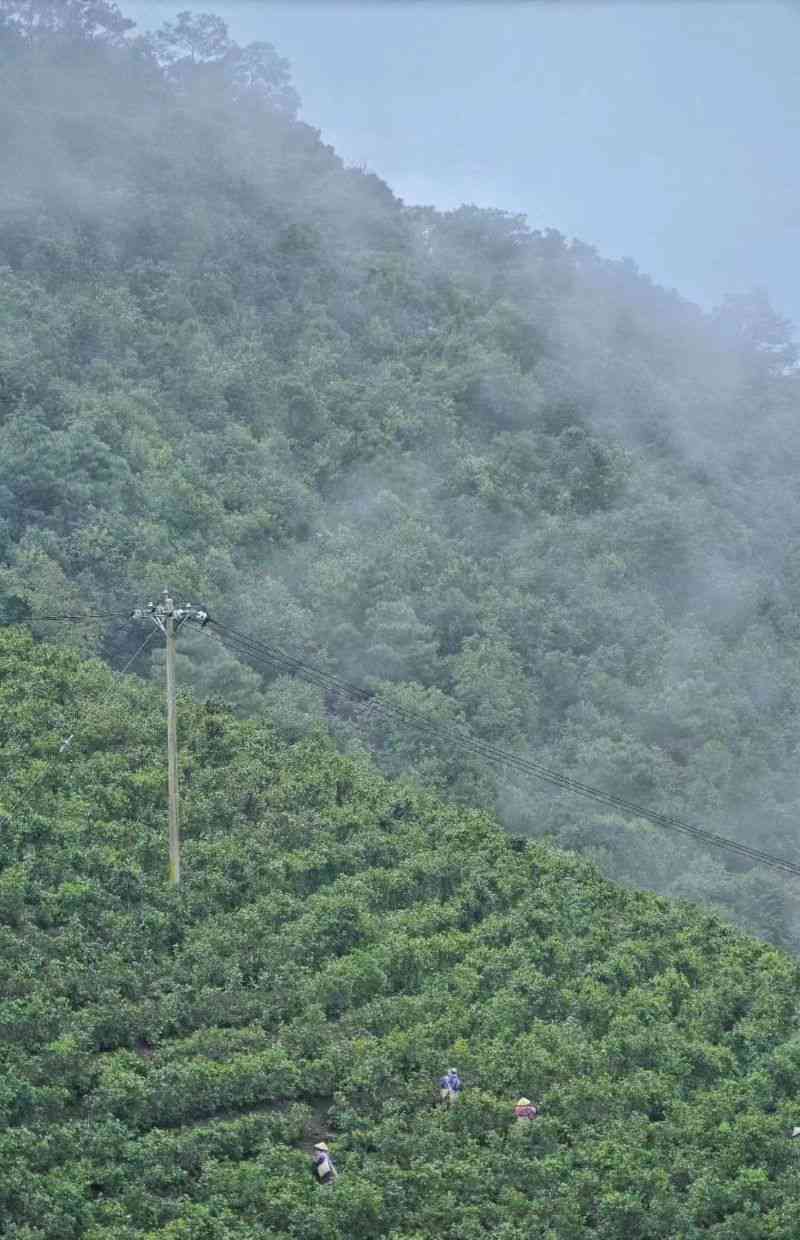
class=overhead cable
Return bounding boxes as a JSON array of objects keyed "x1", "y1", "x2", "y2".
[
  {"x1": 0, "y1": 627, "x2": 157, "y2": 820},
  {"x1": 206, "y1": 620, "x2": 800, "y2": 881},
  {"x1": 4, "y1": 612, "x2": 135, "y2": 624}
]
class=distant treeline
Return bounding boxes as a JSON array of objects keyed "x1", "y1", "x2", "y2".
[{"x1": 1, "y1": 1, "x2": 800, "y2": 949}]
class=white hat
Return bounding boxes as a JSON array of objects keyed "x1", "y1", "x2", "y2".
[
  {"x1": 313, "y1": 1142, "x2": 329, "y2": 1151},
  {"x1": 517, "y1": 1097, "x2": 531, "y2": 1107},
  {"x1": 792, "y1": 1126, "x2": 800, "y2": 1139}
]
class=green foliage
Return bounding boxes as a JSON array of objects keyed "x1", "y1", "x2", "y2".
[
  {"x1": 2, "y1": 631, "x2": 800, "y2": 1237},
  {"x1": 2, "y1": 0, "x2": 800, "y2": 1000}
]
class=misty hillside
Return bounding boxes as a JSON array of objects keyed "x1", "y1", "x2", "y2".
[
  {"x1": 3, "y1": 627, "x2": 800, "y2": 1239},
  {"x1": 2, "y1": 3, "x2": 800, "y2": 949}
]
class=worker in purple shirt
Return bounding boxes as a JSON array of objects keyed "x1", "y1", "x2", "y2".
[
  {"x1": 514, "y1": 1097, "x2": 539, "y2": 1123},
  {"x1": 311, "y1": 1142, "x2": 338, "y2": 1186}
]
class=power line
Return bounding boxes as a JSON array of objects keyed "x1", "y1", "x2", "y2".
[
  {"x1": 214, "y1": 623, "x2": 800, "y2": 877},
  {"x1": 2, "y1": 612, "x2": 134, "y2": 624},
  {"x1": 206, "y1": 620, "x2": 800, "y2": 881},
  {"x1": 60, "y1": 626, "x2": 161, "y2": 742},
  {"x1": 38, "y1": 612, "x2": 133, "y2": 621},
  {"x1": 0, "y1": 626, "x2": 157, "y2": 821}
]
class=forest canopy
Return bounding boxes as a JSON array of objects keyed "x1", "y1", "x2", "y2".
[{"x1": 1, "y1": 1, "x2": 800, "y2": 955}]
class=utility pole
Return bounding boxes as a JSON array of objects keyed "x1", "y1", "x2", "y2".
[
  {"x1": 131, "y1": 591, "x2": 209, "y2": 885},
  {"x1": 164, "y1": 599, "x2": 180, "y2": 885}
]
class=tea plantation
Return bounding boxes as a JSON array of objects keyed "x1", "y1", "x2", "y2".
[{"x1": 2, "y1": 628, "x2": 800, "y2": 1238}]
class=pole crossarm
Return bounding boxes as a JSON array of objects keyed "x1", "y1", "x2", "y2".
[{"x1": 131, "y1": 597, "x2": 210, "y2": 635}]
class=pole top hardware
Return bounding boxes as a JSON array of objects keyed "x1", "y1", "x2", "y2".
[{"x1": 131, "y1": 593, "x2": 210, "y2": 634}]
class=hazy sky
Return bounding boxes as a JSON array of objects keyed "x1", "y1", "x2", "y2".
[{"x1": 124, "y1": 1, "x2": 800, "y2": 328}]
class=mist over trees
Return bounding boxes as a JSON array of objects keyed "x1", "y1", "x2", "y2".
[{"x1": 2, "y1": 1, "x2": 800, "y2": 954}]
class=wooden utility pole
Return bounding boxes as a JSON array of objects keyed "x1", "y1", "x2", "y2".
[
  {"x1": 131, "y1": 591, "x2": 209, "y2": 886},
  {"x1": 164, "y1": 596, "x2": 181, "y2": 885}
]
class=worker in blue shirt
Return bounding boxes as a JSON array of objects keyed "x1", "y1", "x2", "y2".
[{"x1": 439, "y1": 1067, "x2": 462, "y2": 1105}]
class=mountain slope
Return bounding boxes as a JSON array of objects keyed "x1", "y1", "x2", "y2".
[
  {"x1": 1, "y1": 6, "x2": 800, "y2": 950},
  {"x1": 2, "y1": 628, "x2": 800, "y2": 1239}
]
